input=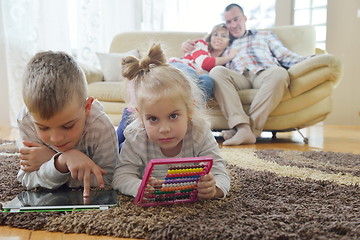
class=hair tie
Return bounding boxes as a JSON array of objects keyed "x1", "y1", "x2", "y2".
[{"x1": 139, "y1": 56, "x2": 151, "y2": 72}]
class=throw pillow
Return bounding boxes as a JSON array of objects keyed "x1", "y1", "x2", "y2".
[{"x1": 96, "y1": 49, "x2": 139, "y2": 82}]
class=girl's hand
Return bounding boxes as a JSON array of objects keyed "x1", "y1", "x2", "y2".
[
  {"x1": 148, "y1": 177, "x2": 163, "y2": 190},
  {"x1": 19, "y1": 141, "x2": 56, "y2": 172},
  {"x1": 55, "y1": 149, "x2": 106, "y2": 197},
  {"x1": 197, "y1": 173, "x2": 224, "y2": 200},
  {"x1": 145, "y1": 177, "x2": 163, "y2": 194}
]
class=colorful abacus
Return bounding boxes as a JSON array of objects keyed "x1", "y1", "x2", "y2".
[{"x1": 134, "y1": 157, "x2": 213, "y2": 207}]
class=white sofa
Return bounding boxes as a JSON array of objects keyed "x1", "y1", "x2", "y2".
[{"x1": 81, "y1": 25, "x2": 343, "y2": 137}]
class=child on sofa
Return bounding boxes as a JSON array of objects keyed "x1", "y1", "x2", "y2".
[
  {"x1": 112, "y1": 44, "x2": 230, "y2": 199},
  {"x1": 17, "y1": 51, "x2": 119, "y2": 197}
]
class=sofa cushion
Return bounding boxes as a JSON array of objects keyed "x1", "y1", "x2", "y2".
[
  {"x1": 96, "y1": 49, "x2": 139, "y2": 82},
  {"x1": 88, "y1": 81, "x2": 127, "y2": 102},
  {"x1": 79, "y1": 62, "x2": 103, "y2": 84}
]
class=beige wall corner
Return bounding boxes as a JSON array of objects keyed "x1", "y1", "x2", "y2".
[{"x1": 325, "y1": 0, "x2": 360, "y2": 125}]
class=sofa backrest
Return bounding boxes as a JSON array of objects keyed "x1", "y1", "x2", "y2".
[
  {"x1": 109, "y1": 25, "x2": 316, "y2": 59},
  {"x1": 110, "y1": 31, "x2": 207, "y2": 59},
  {"x1": 266, "y1": 25, "x2": 316, "y2": 56}
]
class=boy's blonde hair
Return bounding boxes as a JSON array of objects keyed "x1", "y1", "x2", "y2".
[
  {"x1": 122, "y1": 44, "x2": 208, "y2": 129},
  {"x1": 22, "y1": 51, "x2": 87, "y2": 120}
]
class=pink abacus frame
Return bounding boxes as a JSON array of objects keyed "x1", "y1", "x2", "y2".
[{"x1": 134, "y1": 156, "x2": 213, "y2": 207}]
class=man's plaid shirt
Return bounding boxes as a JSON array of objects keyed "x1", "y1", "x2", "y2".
[{"x1": 226, "y1": 29, "x2": 309, "y2": 74}]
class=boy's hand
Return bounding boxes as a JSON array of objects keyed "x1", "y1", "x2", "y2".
[
  {"x1": 197, "y1": 173, "x2": 224, "y2": 200},
  {"x1": 55, "y1": 149, "x2": 106, "y2": 197},
  {"x1": 19, "y1": 141, "x2": 56, "y2": 172}
]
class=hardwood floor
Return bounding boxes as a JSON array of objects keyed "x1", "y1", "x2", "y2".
[
  {"x1": 1, "y1": 123, "x2": 359, "y2": 240},
  {"x1": 217, "y1": 124, "x2": 360, "y2": 154}
]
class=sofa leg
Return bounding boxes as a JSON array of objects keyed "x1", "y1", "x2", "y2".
[
  {"x1": 271, "y1": 131, "x2": 277, "y2": 139},
  {"x1": 296, "y1": 128, "x2": 309, "y2": 144}
]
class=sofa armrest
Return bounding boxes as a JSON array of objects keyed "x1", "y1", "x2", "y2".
[
  {"x1": 79, "y1": 62, "x2": 104, "y2": 84},
  {"x1": 288, "y1": 54, "x2": 343, "y2": 97},
  {"x1": 315, "y1": 48, "x2": 326, "y2": 54}
]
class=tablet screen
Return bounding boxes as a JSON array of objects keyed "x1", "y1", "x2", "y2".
[{"x1": 3, "y1": 188, "x2": 118, "y2": 212}]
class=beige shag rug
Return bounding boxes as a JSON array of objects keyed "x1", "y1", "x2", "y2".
[{"x1": 1, "y1": 140, "x2": 359, "y2": 239}]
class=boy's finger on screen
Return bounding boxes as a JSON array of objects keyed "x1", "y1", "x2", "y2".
[
  {"x1": 83, "y1": 169, "x2": 91, "y2": 197},
  {"x1": 83, "y1": 187, "x2": 90, "y2": 198},
  {"x1": 83, "y1": 195, "x2": 90, "y2": 204}
]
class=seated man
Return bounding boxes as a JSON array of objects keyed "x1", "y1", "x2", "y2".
[{"x1": 182, "y1": 3, "x2": 312, "y2": 145}]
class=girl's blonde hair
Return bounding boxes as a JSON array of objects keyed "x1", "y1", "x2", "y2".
[
  {"x1": 22, "y1": 51, "x2": 87, "y2": 120},
  {"x1": 122, "y1": 43, "x2": 208, "y2": 129}
]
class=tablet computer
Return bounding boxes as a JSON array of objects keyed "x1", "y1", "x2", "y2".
[{"x1": 2, "y1": 188, "x2": 118, "y2": 212}]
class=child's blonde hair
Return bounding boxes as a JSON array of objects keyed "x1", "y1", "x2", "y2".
[
  {"x1": 122, "y1": 44, "x2": 208, "y2": 129},
  {"x1": 22, "y1": 51, "x2": 87, "y2": 120}
]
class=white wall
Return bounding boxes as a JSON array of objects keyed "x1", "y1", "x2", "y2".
[{"x1": 275, "y1": 0, "x2": 293, "y2": 26}]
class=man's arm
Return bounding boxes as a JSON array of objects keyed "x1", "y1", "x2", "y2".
[
  {"x1": 214, "y1": 48, "x2": 238, "y2": 66},
  {"x1": 267, "y1": 31, "x2": 309, "y2": 68}
]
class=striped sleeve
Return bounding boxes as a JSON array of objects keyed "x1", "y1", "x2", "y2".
[{"x1": 191, "y1": 40, "x2": 216, "y2": 71}]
